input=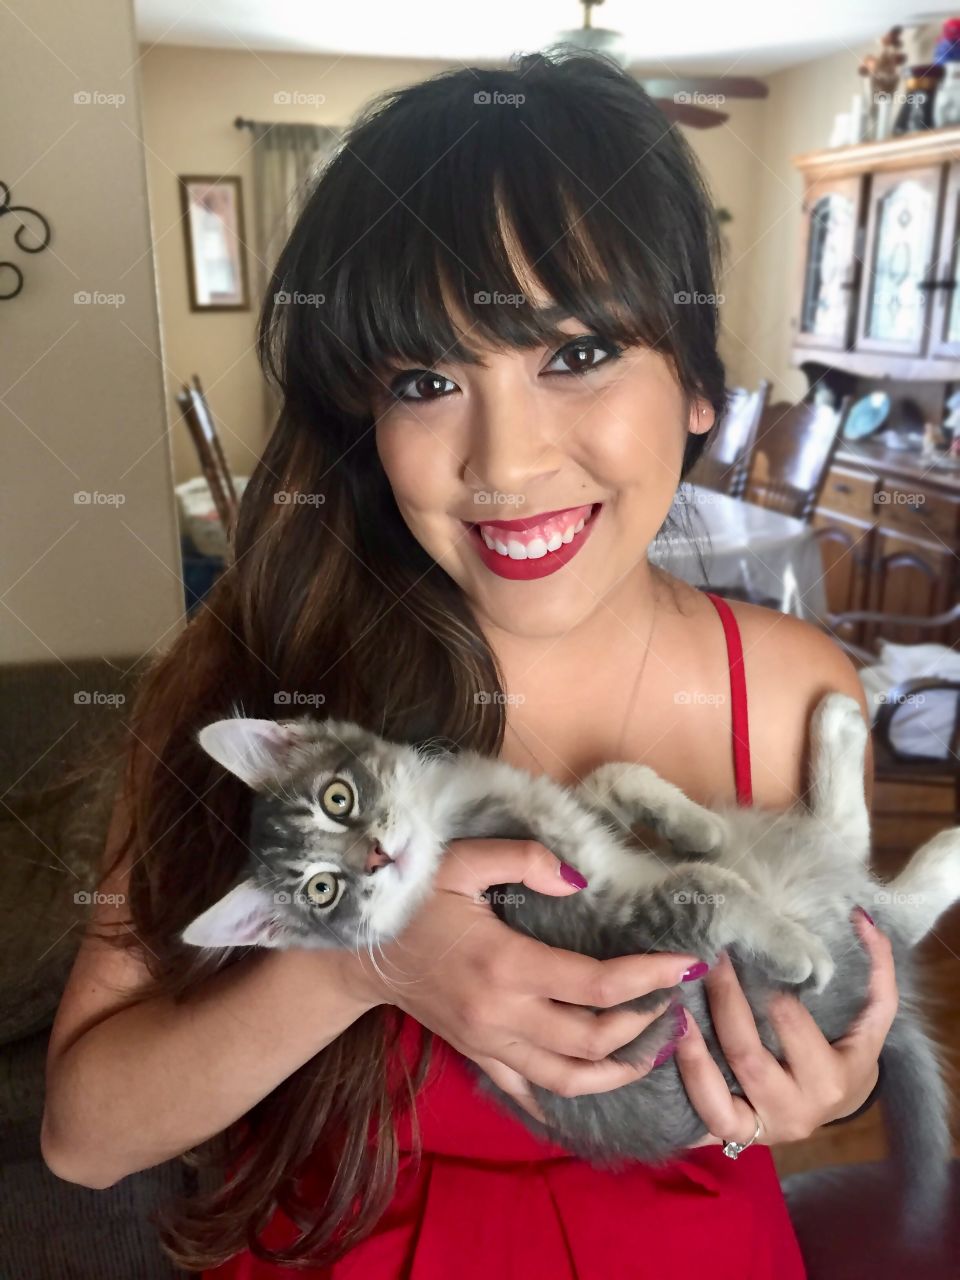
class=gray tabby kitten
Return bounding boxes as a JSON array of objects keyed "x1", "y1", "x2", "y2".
[{"x1": 182, "y1": 693, "x2": 960, "y2": 1230}]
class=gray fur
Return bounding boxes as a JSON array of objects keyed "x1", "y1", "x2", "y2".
[{"x1": 182, "y1": 695, "x2": 960, "y2": 1235}]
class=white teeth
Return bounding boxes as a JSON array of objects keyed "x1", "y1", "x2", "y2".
[{"x1": 476, "y1": 506, "x2": 597, "y2": 560}]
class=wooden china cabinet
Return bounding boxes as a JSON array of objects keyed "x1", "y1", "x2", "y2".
[{"x1": 791, "y1": 128, "x2": 960, "y2": 647}]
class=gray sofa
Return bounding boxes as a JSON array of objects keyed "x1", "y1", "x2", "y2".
[{"x1": 0, "y1": 658, "x2": 189, "y2": 1279}]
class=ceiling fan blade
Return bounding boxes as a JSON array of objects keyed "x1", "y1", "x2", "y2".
[
  {"x1": 640, "y1": 76, "x2": 768, "y2": 100},
  {"x1": 652, "y1": 99, "x2": 730, "y2": 129}
]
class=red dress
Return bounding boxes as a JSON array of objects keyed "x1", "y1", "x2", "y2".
[{"x1": 205, "y1": 589, "x2": 807, "y2": 1279}]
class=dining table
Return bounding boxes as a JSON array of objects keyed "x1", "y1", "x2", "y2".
[{"x1": 648, "y1": 483, "x2": 829, "y2": 621}]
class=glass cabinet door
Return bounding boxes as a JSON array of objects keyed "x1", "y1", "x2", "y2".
[
  {"x1": 857, "y1": 165, "x2": 944, "y2": 355},
  {"x1": 795, "y1": 178, "x2": 860, "y2": 350},
  {"x1": 929, "y1": 159, "x2": 960, "y2": 358}
]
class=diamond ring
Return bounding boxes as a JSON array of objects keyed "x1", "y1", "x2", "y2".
[{"x1": 721, "y1": 1112, "x2": 762, "y2": 1159}]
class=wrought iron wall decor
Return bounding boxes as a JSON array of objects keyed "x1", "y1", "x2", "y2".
[{"x1": 0, "y1": 180, "x2": 52, "y2": 300}]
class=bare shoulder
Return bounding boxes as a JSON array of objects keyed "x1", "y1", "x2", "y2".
[{"x1": 719, "y1": 598, "x2": 874, "y2": 810}]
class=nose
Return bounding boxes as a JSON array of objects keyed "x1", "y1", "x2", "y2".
[
  {"x1": 462, "y1": 386, "x2": 560, "y2": 501},
  {"x1": 365, "y1": 841, "x2": 394, "y2": 874}
]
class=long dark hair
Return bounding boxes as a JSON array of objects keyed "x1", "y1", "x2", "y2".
[{"x1": 85, "y1": 49, "x2": 726, "y2": 1270}]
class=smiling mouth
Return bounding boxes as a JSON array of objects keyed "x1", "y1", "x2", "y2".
[
  {"x1": 465, "y1": 502, "x2": 600, "y2": 556},
  {"x1": 462, "y1": 502, "x2": 603, "y2": 580}
]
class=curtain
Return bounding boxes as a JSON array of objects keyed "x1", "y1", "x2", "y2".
[{"x1": 249, "y1": 122, "x2": 341, "y2": 431}]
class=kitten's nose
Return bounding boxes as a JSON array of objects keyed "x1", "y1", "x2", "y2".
[{"x1": 365, "y1": 841, "x2": 395, "y2": 874}]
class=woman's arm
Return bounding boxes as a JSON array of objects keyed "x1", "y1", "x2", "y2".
[
  {"x1": 41, "y1": 799, "x2": 373, "y2": 1190},
  {"x1": 44, "y1": 804, "x2": 702, "y2": 1189}
]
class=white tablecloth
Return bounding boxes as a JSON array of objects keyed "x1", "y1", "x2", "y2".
[{"x1": 649, "y1": 483, "x2": 828, "y2": 620}]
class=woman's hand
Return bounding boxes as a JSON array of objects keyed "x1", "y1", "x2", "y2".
[
  {"x1": 675, "y1": 907, "x2": 896, "y2": 1150},
  {"x1": 341, "y1": 838, "x2": 704, "y2": 1122}
]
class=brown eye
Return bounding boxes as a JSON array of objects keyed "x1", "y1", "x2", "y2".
[
  {"x1": 321, "y1": 778, "x2": 355, "y2": 820},
  {"x1": 304, "y1": 871, "x2": 344, "y2": 909}
]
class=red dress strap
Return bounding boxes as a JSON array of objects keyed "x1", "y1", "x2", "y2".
[{"x1": 702, "y1": 591, "x2": 753, "y2": 808}]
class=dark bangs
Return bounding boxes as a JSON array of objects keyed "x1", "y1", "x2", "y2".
[{"x1": 259, "y1": 49, "x2": 726, "y2": 430}]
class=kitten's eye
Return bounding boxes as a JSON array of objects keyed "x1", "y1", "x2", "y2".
[
  {"x1": 304, "y1": 871, "x2": 344, "y2": 910},
  {"x1": 321, "y1": 778, "x2": 355, "y2": 821}
]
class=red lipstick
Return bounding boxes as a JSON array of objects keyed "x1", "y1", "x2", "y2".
[{"x1": 462, "y1": 502, "x2": 603, "y2": 581}]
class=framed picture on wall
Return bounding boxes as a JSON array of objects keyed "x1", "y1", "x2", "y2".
[{"x1": 178, "y1": 175, "x2": 249, "y2": 311}]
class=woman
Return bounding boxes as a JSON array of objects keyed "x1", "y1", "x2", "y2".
[{"x1": 41, "y1": 51, "x2": 894, "y2": 1279}]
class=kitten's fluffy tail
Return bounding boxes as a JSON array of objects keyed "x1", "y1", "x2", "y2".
[{"x1": 880, "y1": 1025, "x2": 952, "y2": 1245}]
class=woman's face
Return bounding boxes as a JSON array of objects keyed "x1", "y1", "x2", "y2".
[{"x1": 373, "y1": 299, "x2": 714, "y2": 639}]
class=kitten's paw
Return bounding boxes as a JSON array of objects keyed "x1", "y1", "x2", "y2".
[
  {"x1": 582, "y1": 763, "x2": 725, "y2": 855},
  {"x1": 761, "y1": 925, "x2": 835, "y2": 993},
  {"x1": 673, "y1": 809, "x2": 726, "y2": 856},
  {"x1": 813, "y1": 692, "x2": 867, "y2": 759}
]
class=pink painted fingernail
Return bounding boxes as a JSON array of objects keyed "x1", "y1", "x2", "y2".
[
  {"x1": 681, "y1": 962, "x2": 709, "y2": 982},
  {"x1": 559, "y1": 862, "x2": 588, "y2": 889},
  {"x1": 854, "y1": 904, "x2": 875, "y2": 926}
]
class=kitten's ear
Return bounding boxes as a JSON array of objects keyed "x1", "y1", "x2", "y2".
[
  {"x1": 197, "y1": 717, "x2": 308, "y2": 789},
  {"x1": 181, "y1": 878, "x2": 292, "y2": 949}
]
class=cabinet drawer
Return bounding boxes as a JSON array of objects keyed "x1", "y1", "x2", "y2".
[
  {"x1": 876, "y1": 483, "x2": 960, "y2": 545},
  {"x1": 819, "y1": 468, "x2": 878, "y2": 522}
]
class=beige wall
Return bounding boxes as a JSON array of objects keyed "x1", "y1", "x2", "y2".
[
  {"x1": 139, "y1": 41, "x2": 873, "y2": 485},
  {"x1": 1, "y1": 0, "x2": 183, "y2": 664},
  {"x1": 728, "y1": 42, "x2": 873, "y2": 401},
  {"x1": 139, "y1": 45, "x2": 465, "y2": 484}
]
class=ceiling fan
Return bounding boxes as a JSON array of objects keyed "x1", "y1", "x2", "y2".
[{"x1": 551, "y1": 0, "x2": 768, "y2": 128}]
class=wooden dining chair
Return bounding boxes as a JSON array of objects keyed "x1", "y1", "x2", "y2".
[
  {"x1": 176, "y1": 374, "x2": 240, "y2": 537},
  {"x1": 744, "y1": 396, "x2": 852, "y2": 522},
  {"x1": 691, "y1": 379, "x2": 771, "y2": 498},
  {"x1": 824, "y1": 602, "x2": 960, "y2": 822}
]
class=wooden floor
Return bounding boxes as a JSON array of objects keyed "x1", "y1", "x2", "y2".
[{"x1": 774, "y1": 777, "x2": 960, "y2": 1177}]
